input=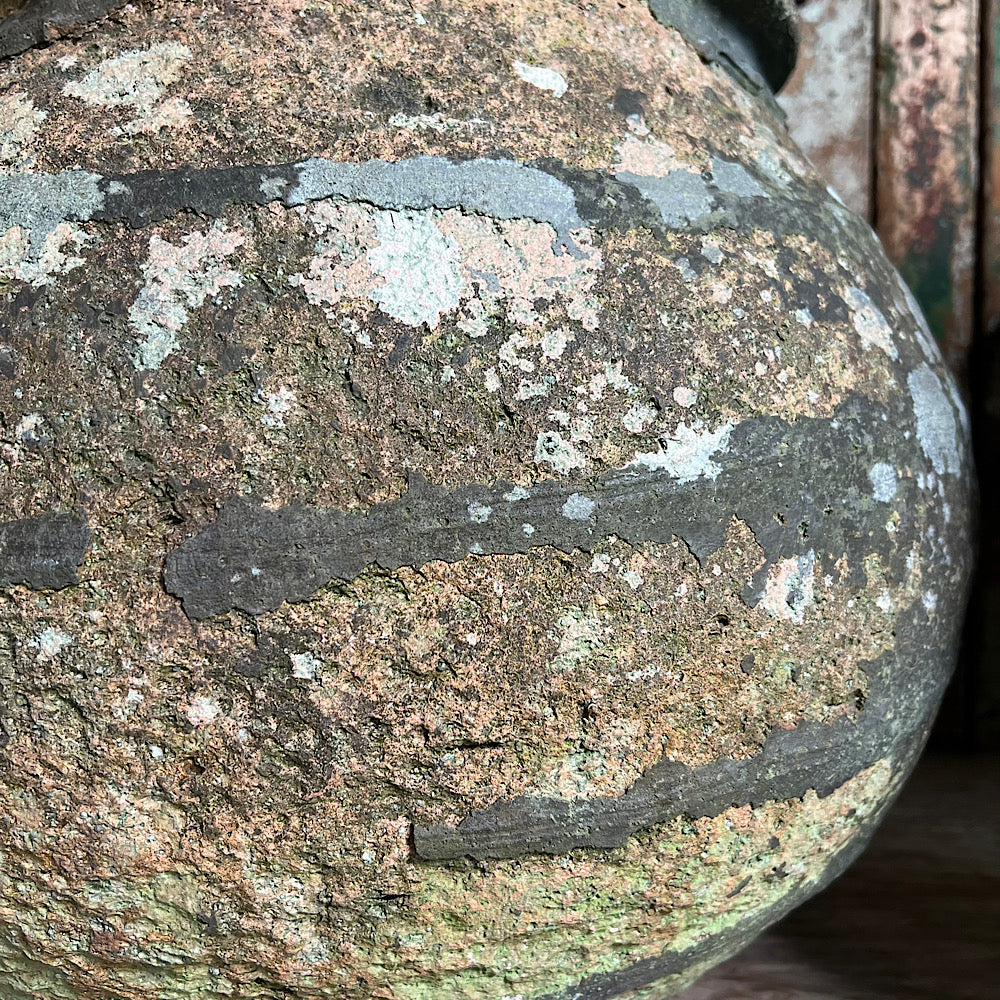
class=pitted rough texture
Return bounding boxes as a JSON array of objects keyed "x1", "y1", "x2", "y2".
[{"x1": 0, "y1": 1, "x2": 974, "y2": 999}]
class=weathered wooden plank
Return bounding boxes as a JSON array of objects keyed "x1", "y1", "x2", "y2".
[
  {"x1": 778, "y1": 0, "x2": 876, "y2": 220},
  {"x1": 985, "y1": 0, "x2": 1000, "y2": 330},
  {"x1": 876, "y1": 0, "x2": 980, "y2": 378}
]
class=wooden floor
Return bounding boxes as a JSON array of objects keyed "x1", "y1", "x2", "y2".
[{"x1": 676, "y1": 754, "x2": 1000, "y2": 1000}]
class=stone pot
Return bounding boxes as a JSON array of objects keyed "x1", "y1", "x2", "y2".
[{"x1": 0, "y1": 1, "x2": 973, "y2": 998}]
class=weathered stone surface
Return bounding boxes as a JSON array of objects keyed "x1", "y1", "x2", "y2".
[{"x1": 0, "y1": 1, "x2": 973, "y2": 998}]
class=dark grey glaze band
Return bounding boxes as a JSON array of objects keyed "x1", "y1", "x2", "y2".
[
  {"x1": 534, "y1": 766, "x2": 907, "y2": 1000},
  {"x1": 412, "y1": 627, "x2": 933, "y2": 861},
  {"x1": 0, "y1": 511, "x2": 90, "y2": 590},
  {"x1": 164, "y1": 394, "x2": 917, "y2": 620}
]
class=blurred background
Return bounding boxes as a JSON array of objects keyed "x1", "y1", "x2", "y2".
[{"x1": 679, "y1": 1, "x2": 999, "y2": 996}]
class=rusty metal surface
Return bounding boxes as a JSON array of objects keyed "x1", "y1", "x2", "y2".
[
  {"x1": 778, "y1": 0, "x2": 876, "y2": 220},
  {"x1": 876, "y1": 0, "x2": 980, "y2": 378}
]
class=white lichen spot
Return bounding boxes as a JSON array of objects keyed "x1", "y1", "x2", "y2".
[
  {"x1": 674, "y1": 257, "x2": 696, "y2": 282},
  {"x1": 516, "y1": 376, "x2": 554, "y2": 400},
  {"x1": 619, "y1": 568, "x2": 644, "y2": 590},
  {"x1": 129, "y1": 224, "x2": 245, "y2": 369},
  {"x1": 843, "y1": 286, "x2": 898, "y2": 359},
  {"x1": 467, "y1": 502, "x2": 492, "y2": 523},
  {"x1": 290, "y1": 652, "x2": 321, "y2": 680},
  {"x1": 672, "y1": 385, "x2": 697, "y2": 408},
  {"x1": 260, "y1": 386, "x2": 297, "y2": 428},
  {"x1": 589, "y1": 552, "x2": 611, "y2": 574},
  {"x1": 149, "y1": 744, "x2": 164, "y2": 759},
  {"x1": 869, "y1": 462, "x2": 898, "y2": 503},
  {"x1": 794, "y1": 307, "x2": 814, "y2": 327},
  {"x1": 15, "y1": 413, "x2": 46, "y2": 448},
  {"x1": 368, "y1": 210, "x2": 464, "y2": 328},
  {"x1": 0, "y1": 92, "x2": 46, "y2": 171},
  {"x1": 540, "y1": 327, "x2": 573, "y2": 359},
  {"x1": 561, "y1": 493, "x2": 596, "y2": 520},
  {"x1": 522, "y1": 522, "x2": 535, "y2": 535},
  {"x1": 503, "y1": 486, "x2": 530, "y2": 502},
  {"x1": 700, "y1": 237, "x2": 724, "y2": 264},
  {"x1": 456, "y1": 295, "x2": 491, "y2": 339},
  {"x1": 185, "y1": 695, "x2": 221, "y2": 727},
  {"x1": 622, "y1": 401, "x2": 657, "y2": 433},
  {"x1": 483, "y1": 367, "x2": 502, "y2": 393},
  {"x1": 603, "y1": 360, "x2": 638, "y2": 394},
  {"x1": 922, "y1": 591, "x2": 938, "y2": 614},
  {"x1": 630, "y1": 422, "x2": 733, "y2": 483},
  {"x1": 1, "y1": 221, "x2": 94, "y2": 287},
  {"x1": 758, "y1": 551, "x2": 816, "y2": 624},
  {"x1": 907, "y1": 364, "x2": 961, "y2": 475},
  {"x1": 512, "y1": 61, "x2": 568, "y2": 98},
  {"x1": 549, "y1": 607, "x2": 603, "y2": 672},
  {"x1": 122, "y1": 687, "x2": 145, "y2": 714},
  {"x1": 62, "y1": 42, "x2": 193, "y2": 134},
  {"x1": 535, "y1": 430, "x2": 587, "y2": 473},
  {"x1": 34, "y1": 628, "x2": 73, "y2": 662},
  {"x1": 876, "y1": 590, "x2": 894, "y2": 613},
  {"x1": 499, "y1": 332, "x2": 536, "y2": 373}
]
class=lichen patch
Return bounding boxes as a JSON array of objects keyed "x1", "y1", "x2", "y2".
[
  {"x1": 0, "y1": 220, "x2": 93, "y2": 287},
  {"x1": 757, "y1": 551, "x2": 817, "y2": 624},
  {"x1": 62, "y1": 41, "x2": 193, "y2": 135},
  {"x1": 291, "y1": 200, "x2": 602, "y2": 332},
  {"x1": 843, "y1": 285, "x2": 898, "y2": 359},
  {"x1": 368, "y1": 210, "x2": 464, "y2": 327},
  {"x1": 512, "y1": 60, "x2": 568, "y2": 98},
  {"x1": 0, "y1": 92, "x2": 46, "y2": 172},
  {"x1": 129, "y1": 223, "x2": 246, "y2": 370},
  {"x1": 630, "y1": 422, "x2": 733, "y2": 483},
  {"x1": 908, "y1": 364, "x2": 961, "y2": 476}
]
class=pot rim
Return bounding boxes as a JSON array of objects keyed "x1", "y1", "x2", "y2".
[{"x1": 646, "y1": 0, "x2": 800, "y2": 94}]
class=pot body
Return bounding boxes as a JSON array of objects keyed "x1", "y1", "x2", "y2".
[{"x1": 0, "y1": 2, "x2": 973, "y2": 998}]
